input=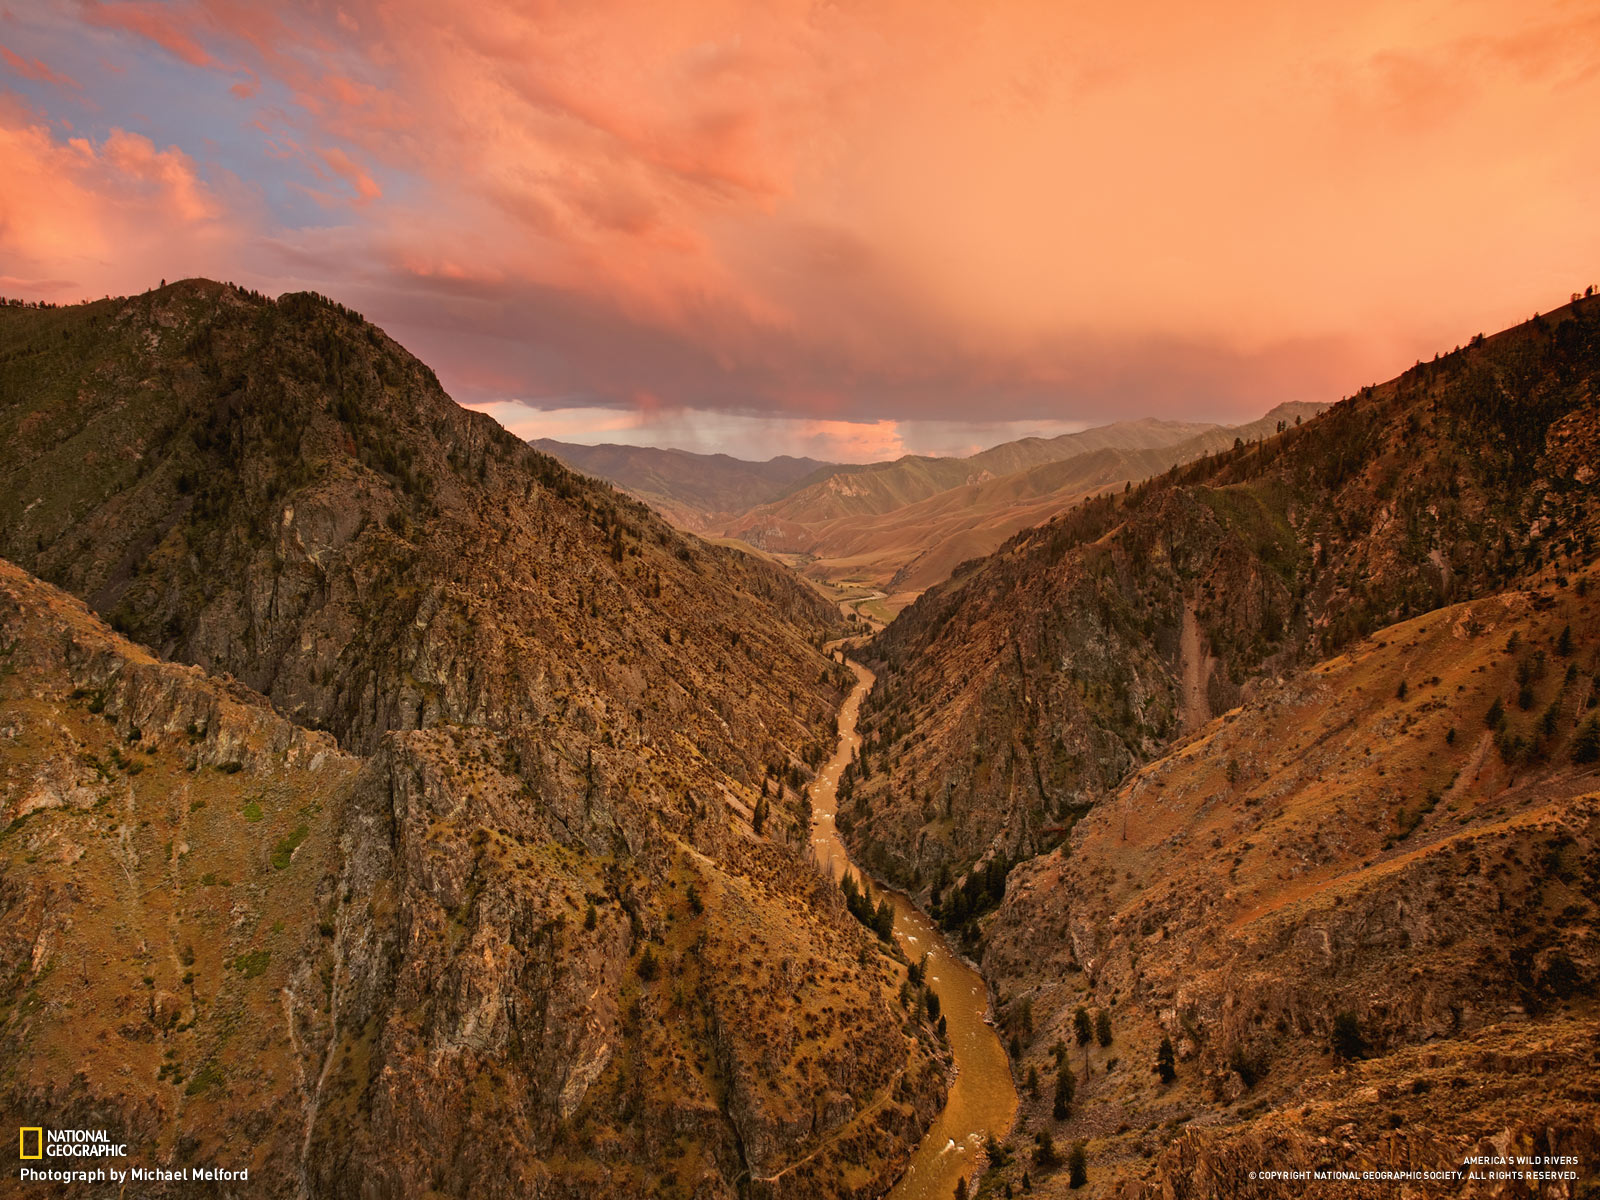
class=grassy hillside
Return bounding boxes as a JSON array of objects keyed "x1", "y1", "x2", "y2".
[
  {"x1": 531, "y1": 440, "x2": 835, "y2": 532},
  {"x1": 979, "y1": 573, "x2": 1600, "y2": 1197},
  {"x1": 847, "y1": 296, "x2": 1600, "y2": 903},
  {"x1": 0, "y1": 281, "x2": 946, "y2": 1198}
]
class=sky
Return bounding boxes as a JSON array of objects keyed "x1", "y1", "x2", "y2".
[{"x1": 2, "y1": 1, "x2": 1597, "y2": 463}]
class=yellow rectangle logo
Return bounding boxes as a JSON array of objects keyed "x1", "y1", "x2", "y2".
[{"x1": 19, "y1": 1127, "x2": 42, "y2": 1159}]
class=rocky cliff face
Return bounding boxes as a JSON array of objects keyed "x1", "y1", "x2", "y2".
[
  {"x1": 970, "y1": 577, "x2": 1600, "y2": 1196},
  {"x1": 845, "y1": 297, "x2": 1600, "y2": 908},
  {"x1": 0, "y1": 282, "x2": 946, "y2": 1196},
  {"x1": 0, "y1": 557, "x2": 358, "y2": 1195},
  {"x1": 0, "y1": 281, "x2": 841, "y2": 769},
  {"x1": 821, "y1": 299, "x2": 1600, "y2": 1197}
]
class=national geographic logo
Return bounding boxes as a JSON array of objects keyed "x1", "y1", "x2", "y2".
[{"x1": 17, "y1": 1126, "x2": 128, "y2": 1159}]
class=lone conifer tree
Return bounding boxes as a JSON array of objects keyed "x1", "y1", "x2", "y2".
[
  {"x1": 1073, "y1": 1006, "x2": 1093, "y2": 1074},
  {"x1": 1053, "y1": 1065, "x2": 1075, "y2": 1119},
  {"x1": 1067, "y1": 1142, "x2": 1088, "y2": 1188},
  {"x1": 1156, "y1": 1035, "x2": 1176, "y2": 1084}
]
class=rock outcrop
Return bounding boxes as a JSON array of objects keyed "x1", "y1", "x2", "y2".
[
  {"x1": 0, "y1": 282, "x2": 946, "y2": 1197},
  {"x1": 846, "y1": 294, "x2": 1600, "y2": 908},
  {"x1": 835, "y1": 298, "x2": 1600, "y2": 1196}
]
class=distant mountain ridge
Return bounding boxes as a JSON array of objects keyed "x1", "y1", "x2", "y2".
[
  {"x1": 529, "y1": 439, "x2": 835, "y2": 531},
  {"x1": 728, "y1": 417, "x2": 1219, "y2": 530},
  {"x1": 730, "y1": 404, "x2": 1327, "y2": 597},
  {"x1": 540, "y1": 405, "x2": 1327, "y2": 610}
]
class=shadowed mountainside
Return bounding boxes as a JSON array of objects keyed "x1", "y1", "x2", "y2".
[
  {"x1": 834, "y1": 297, "x2": 1600, "y2": 1196},
  {"x1": 849, "y1": 299, "x2": 1600, "y2": 894},
  {"x1": 0, "y1": 281, "x2": 946, "y2": 1199}
]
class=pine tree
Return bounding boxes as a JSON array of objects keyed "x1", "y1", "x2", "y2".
[
  {"x1": 1034, "y1": 1130, "x2": 1060, "y2": 1169},
  {"x1": 1073, "y1": 1006, "x2": 1093, "y2": 1074},
  {"x1": 1156, "y1": 1035, "x2": 1176, "y2": 1084},
  {"x1": 1573, "y1": 716, "x2": 1600, "y2": 764},
  {"x1": 1332, "y1": 1011, "x2": 1367, "y2": 1061},
  {"x1": 1094, "y1": 1009, "x2": 1112, "y2": 1047},
  {"x1": 1067, "y1": 1142, "x2": 1088, "y2": 1188},
  {"x1": 874, "y1": 898, "x2": 895, "y2": 942},
  {"x1": 1053, "y1": 1065, "x2": 1075, "y2": 1119}
]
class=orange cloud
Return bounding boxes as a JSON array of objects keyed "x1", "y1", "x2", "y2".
[
  {"x1": 79, "y1": 1, "x2": 218, "y2": 69},
  {"x1": 101, "y1": 128, "x2": 221, "y2": 221},
  {"x1": 1, "y1": 44, "x2": 81, "y2": 89},
  {"x1": 6, "y1": 0, "x2": 1600, "y2": 432},
  {"x1": 315, "y1": 144, "x2": 380, "y2": 203},
  {"x1": 255, "y1": 1, "x2": 1600, "y2": 414},
  {"x1": 0, "y1": 99, "x2": 235, "y2": 297}
]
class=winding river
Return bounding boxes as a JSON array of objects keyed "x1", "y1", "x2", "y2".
[{"x1": 809, "y1": 659, "x2": 1018, "y2": 1200}]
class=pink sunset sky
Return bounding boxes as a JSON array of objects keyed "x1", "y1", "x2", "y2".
[{"x1": 2, "y1": 0, "x2": 1597, "y2": 461}]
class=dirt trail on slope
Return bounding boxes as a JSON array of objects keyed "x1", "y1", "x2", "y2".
[{"x1": 1180, "y1": 600, "x2": 1215, "y2": 734}]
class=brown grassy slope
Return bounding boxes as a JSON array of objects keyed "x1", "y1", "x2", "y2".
[
  {"x1": 0, "y1": 557, "x2": 948, "y2": 1199},
  {"x1": 786, "y1": 405, "x2": 1329, "y2": 601},
  {"x1": 970, "y1": 575, "x2": 1600, "y2": 1198},
  {"x1": 0, "y1": 557, "x2": 360, "y2": 1193},
  {"x1": 846, "y1": 297, "x2": 1600, "y2": 901},
  {"x1": 0, "y1": 280, "x2": 948, "y2": 1198},
  {"x1": 530, "y1": 439, "x2": 835, "y2": 532}
]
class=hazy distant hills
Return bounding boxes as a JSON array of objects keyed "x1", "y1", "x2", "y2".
[
  {"x1": 728, "y1": 405, "x2": 1327, "y2": 597},
  {"x1": 530, "y1": 438, "x2": 835, "y2": 531},
  {"x1": 730, "y1": 419, "x2": 1216, "y2": 531},
  {"x1": 543, "y1": 406, "x2": 1327, "y2": 611}
]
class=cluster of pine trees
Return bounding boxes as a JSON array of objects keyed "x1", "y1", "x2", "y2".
[{"x1": 839, "y1": 871, "x2": 894, "y2": 942}]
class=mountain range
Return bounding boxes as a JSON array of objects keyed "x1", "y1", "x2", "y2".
[
  {"x1": 839, "y1": 295, "x2": 1600, "y2": 1195},
  {"x1": 2, "y1": 280, "x2": 1596, "y2": 1200},
  {"x1": 537, "y1": 405, "x2": 1327, "y2": 615},
  {"x1": 0, "y1": 281, "x2": 945, "y2": 1199},
  {"x1": 527, "y1": 439, "x2": 835, "y2": 534}
]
